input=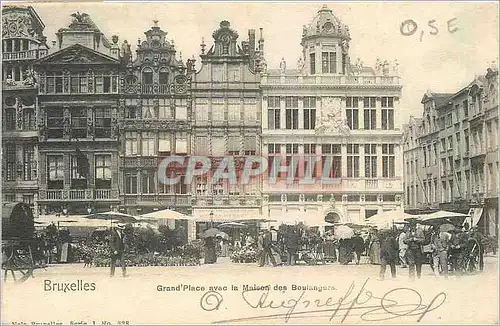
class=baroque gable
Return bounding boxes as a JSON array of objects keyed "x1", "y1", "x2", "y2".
[
  {"x1": 35, "y1": 43, "x2": 120, "y2": 66},
  {"x1": 2, "y1": 6, "x2": 45, "y2": 42}
]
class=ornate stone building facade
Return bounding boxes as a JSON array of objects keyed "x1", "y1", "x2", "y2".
[
  {"x1": 2, "y1": 6, "x2": 48, "y2": 216},
  {"x1": 403, "y1": 66, "x2": 498, "y2": 236},
  {"x1": 261, "y1": 5, "x2": 404, "y2": 230},
  {"x1": 190, "y1": 21, "x2": 264, "y2": 238},
  {"x1": 34, "y1": 13, "x2": 122, "y2": 215},
  {"x1": 118, "y1": 21, "x2": 192, "y2": 220}
]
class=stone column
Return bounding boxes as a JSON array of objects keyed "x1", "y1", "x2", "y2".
[
  {"x1": 359, "y1": 143, "x2": 365, "y2": 179},
  {"x1": 376, "y1": 97, "x2": 382, "y2": 130},
  {"x1": 280, "y1": 96, "x2": 286, "y2": 129},
  {"x1": 341, "y1": 143, "x2": 347, "y2": 178},
  {"x1": 262, "y1": 96, "x2": 268, "y2": 131},
  {"x1": 298, "y1": 96, "x2": 304, "y2": 130}
]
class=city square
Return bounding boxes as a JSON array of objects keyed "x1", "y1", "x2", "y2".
[{"x1": 2, "y1": 2, "x2": 499, "y2": 325}]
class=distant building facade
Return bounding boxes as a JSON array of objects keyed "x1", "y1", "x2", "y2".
[
  {"x1": 261, "y1": 5, "x2": 404, "y2": 230},
  {"x1": 190, "y1": 21, "x2": 264, "y2": 238},
  {"x1": 2, "y1": 6, "x2": 48, "y2": 216},
  {"x1": 34, "y1": 12, "x2": 122, "y2": 216},
  {"x1": 118, "y1": 21, "x2": 192, "y2": 222},
  {"x1": 403, "y1": 66, "x2": 498, "y2": 236}
]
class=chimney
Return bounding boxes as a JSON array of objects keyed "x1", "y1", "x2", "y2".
[
  {"x1": 258, "y1": 27, "x2": 264, "y2": 53},
  {"x1": 248, "y1": 29, "x2": 256, "y2": 70}
]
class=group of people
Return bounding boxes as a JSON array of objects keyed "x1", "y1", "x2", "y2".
[{"x1": 377, "y1": 221, "x2": 486, "y2": 280}]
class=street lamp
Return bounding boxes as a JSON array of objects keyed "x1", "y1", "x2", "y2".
[
  {"x1": 62, "y1": 208, "x2": 68, "y2": 216},
  {"x1": 87, "y1": 207, "x2": 92, "y2": 215}
]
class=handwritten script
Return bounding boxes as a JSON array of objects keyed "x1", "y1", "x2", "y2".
[{"x1": 200, "y1": 278, "x2": 447, "y2": 324}]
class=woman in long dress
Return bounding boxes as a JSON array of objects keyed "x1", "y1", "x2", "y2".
[
  {"x1": 369, "y1": 230, "x2": 381, "y2": 265},
  {"x1": 204, "y1": 237, "x2": 217, "y2": 264},
  {"x1": 338, "y1": 238, "x2": 354, "y2": 264}
]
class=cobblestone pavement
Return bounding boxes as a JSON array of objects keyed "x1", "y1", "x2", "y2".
[{"x1": 2, "y1": 256, "x2": 498, "y2": 325}]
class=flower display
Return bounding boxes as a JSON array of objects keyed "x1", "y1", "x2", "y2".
[{"x1": 230, "y1": 246, "x2": 258, "y2": 263}]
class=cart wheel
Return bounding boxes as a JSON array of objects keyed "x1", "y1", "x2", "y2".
[{"x1": 2, "y1": 244, "x2": 35, "y2": 283}]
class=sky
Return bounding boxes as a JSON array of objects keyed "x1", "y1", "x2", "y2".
[{"x1": 12, "y1": 1, "x2": 500, "y2": 127}]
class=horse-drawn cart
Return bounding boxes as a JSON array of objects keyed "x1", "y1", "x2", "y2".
[{"x1": 2, "y1": 202, "x2": 37, "y2": 282}]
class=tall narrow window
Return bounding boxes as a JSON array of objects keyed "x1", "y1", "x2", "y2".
[
  {"x1": 124, "y1": 173, "x2": 138, "y2": 194},
  {"x1": 363, "y1": 97, "x2": 376, "y2": 130},
  {"x1": 321, "y1": 144, "x2": 342, "y2": 178},
  {"x1": 347, "y1": 144, "x2": 360, "y2": 178},
  {"x1": 125, "y1": 131, "x2": 138, "y2": 155},
  {"x1": 5, "y1": 144, "x2": 16, "y2": 181},
  {"x1": 304, "y1": 143, "x2": 317, "y2": 178},
  {"x1": 321, "y1": 52, "x2": 337, "y2": 73},
  {"x1": 71, "y1": 108, "x2": 87, "y2": 139},
  {"x1": 267, "y1": 96, "x2": 281, "y2": 129},
  {"x1": 382, "y1": 144, "x2": 395, "y2": 178},
  {"x1": 95, "y1": 155, "x2": 112, "y2": 189},
  {"x1": 95, "y1": 76, "x2": 103, "y2": 93},
  {"x1": 381, "y1": 97, "x2": 394, "y2": 130},
  {"x1": 141, "y1": 170, "x2": 156, "y2": 194},
  {"x1": 285, "y1": 144, "x2": 299, "y2": 179},
  {"x1": 175, "y1": 98, "x2": 188, "y2": 120},
  {"x1": 268, "y1": 144, "x2": 282, "y2": 179},
  {"x1": 285, "y1": 97, "x2": 299, "y2": 129},
  {"x1": 159, "y1": 68, "x2": 169, "y2": 84},
  {"x1": 47, "y1": 108, "x2": 64, "y2": 138},
  {"x1": 5, "y1": 108, "x2": 16, "y2": 131},
  {"x1": 70, "y1": 155, "x2": 87, "y2": 189},
  {"x1": 47, "y1": 155, "x2": 64, "y2": 189},
  {"x1": 141, "y1": 132, "x2": 155, "y2": 156},
  {"x1": 125, "y1": 99, "x2": 137, "y2": 119},
  {"x1": 95, "y1": 108, "x2": 111, "y2": 138},
  {"x1": 142, "y1": 68, "x2": 153, "y2": 84},
  {"x1": 159, "y1": 99, "x2": 171, "y2": 119},
  {"x1": 365, "y1": 144, "x2": 377, "y2": 178},
  {"x1": 303, "y1": 97, "x2": 316, "y2": 130},
  {"x1": 346, "y1": 97, "x2": 359, "y2": 130},
  {"x1": 310, "y1": 53, "x2": 316, "y2": 75},
  {"x1": 23, "y1": 144, "x2": 37, "y2": 181},
  {"x1": 23, "y1": 108, "x2": 36, "y2": 131}
]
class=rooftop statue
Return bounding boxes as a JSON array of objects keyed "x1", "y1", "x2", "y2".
[{"x1": 279, "y1": 57, "x2": 286, "y2": 73}]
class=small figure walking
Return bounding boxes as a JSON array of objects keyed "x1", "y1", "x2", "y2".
[
  {"x1": 110, "y1": 224, "x2": 127, "y2": 277},
  {"x1": 379, "y1": 230, "x2": 399, "y2": 280}
]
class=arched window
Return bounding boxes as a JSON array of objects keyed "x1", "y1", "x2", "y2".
[
  {"x1": 426, "y1": 115, "x2": 431, "y2": 133},
  {"x1": 142, "y1": 67, "x2": 153, "y2": 85},
  {"x1": 159, "y1": 68, "x2": 169, "y2": 85}
]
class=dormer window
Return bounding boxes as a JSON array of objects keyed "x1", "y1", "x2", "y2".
[{"x1": 322, "y1": 52, "x2": 336, "y2": 73}]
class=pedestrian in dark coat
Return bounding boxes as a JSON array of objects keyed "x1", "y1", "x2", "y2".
[
  {"x1": 285, "y1": 230, "x2": 300, "y2": 266},
  {"x1": 405, "y1": 222, "x2": 425, "y2": 280},
  {"x1": 110, "y1": 224, "x2": 127, "y2": 277},
  {"x1": 379, "y1": 230, "x2": 399, "y2": 280}
]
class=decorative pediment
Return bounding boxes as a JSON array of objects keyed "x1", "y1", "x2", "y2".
[
  {"x1": 2, "y1": 6, "x2": 45, "y2": 41},
  {"x1": 35, "y1": 44, "x2": 119, "y2": 65}
]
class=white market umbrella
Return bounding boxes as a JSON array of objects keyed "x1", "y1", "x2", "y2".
[
  {"x1": 218, "y1": 222, "x2": 248, "y2": 229},
  {"x1": 140, "y1": 209, "x2": 192, "y2": 221},
  {"x1": 418, "y1": 210, "x2": 470, "y2": 224},
  {"x1": 366, "y1": 209, "x2": 415, "y2": 229},
  {"x1": 334, "y1": 225, "x2": 354, "y2": 239},
  {"x1": 195, "y1": 212, "x2": 267, "y2": 223}
]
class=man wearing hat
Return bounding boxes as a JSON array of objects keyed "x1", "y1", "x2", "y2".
[
  {"x1": 404, "y1": 220, "x2": 425, "y2": 280},
  {"x1": 110, "y1": 224, "x2": 127, "y2": 277}
]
